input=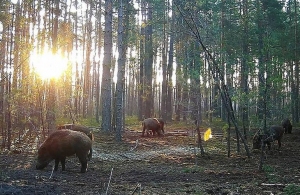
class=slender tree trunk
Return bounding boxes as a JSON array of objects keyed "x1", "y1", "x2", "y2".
[
  {"x1": 101, "y1": 0, "x2": 113, "y2": 132},
  {"x1": 293, "y1": 0, "x2": 299, "y2": 123},
  {"x1": 115, "y1": 0, "x2": 129, "y2": 142},
  {"x1": 144, "y1": 1, "x2": 153, "y2": 118},
  {"x1": 175, "y1": 55, "x2": 182, "y2": 121},
  {"x1": 182, "y1": 52, "x2": 188, "y2": 121},
  {"x1": 166, "y1": 5, "x2": 174, "y2": 121},
  {"x1": 256, "y1": 0, "x2": 266, "y2": 132},
  {"x1": 95, "y1": 2, "x2": 102, "y2": 123},
  {"x1": 83, "y1": 4, "x2": 92, "y2": 118},
  {"x1": 0, "y1": 4, "x2": 8, "y2": 149},
  {"x1": 138, "y1": 0, "x2": 146, "y2": 120},
  {"x1": 241, "y1": 0, "x2": 249, "y2": 140},
  {"x1": 161, "y1": 10, "x2": 167, "y2": 120}
]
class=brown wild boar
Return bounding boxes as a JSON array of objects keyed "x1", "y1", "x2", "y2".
[
  {"x1": 253, "y1": 125, "x2": 284, "y2": 150},
  {"x1": 142, "y1": 118, "x2": 165, "y2": 137},
  {"x1": 57, "y1": 124, "x2": 94, "y2": 160},
  {"x1": 36, "y1": 129, "x2": 92, "y2": 173}
]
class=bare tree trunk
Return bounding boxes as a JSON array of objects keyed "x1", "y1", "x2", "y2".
[
  {"x1": 101, "y1": 0, "x2": 113, "y2": 132},
  {"x1": 175, "y1": 55, "x2": 182, "y2": 121},
  {"x1": 166, "y1": 4, "x2": 174, "y2": 121},
  {"x1": 83, "y1": 4, "x2": 92, "y2": 118},
  {"x1": 182, "y1": 55, "x2": 188, "y2": 121},
  {"x1": 95, "y1": 1, "x2": 102, "y2": 123},
  {"x1": 293, "y1": 0, "x2": 299, "y2": 123},
  {"x1": 138, "y1": 0, "x2": 146, "y2": 120},
  {"x1": 144, "y1": 1, "x2": 153, "y2": 118},
  {"x1": 241, "y1": 0, "x2": 249, "y2": 141},
  {"x1": 115, "y1": 0, "x2": 129, "y2": 142},
  {"x1": 161, "y1": 11, "x2": 167, "y2": 120},
  {"x1": 0, "y1": 4, "x2": 8, "y2": 149}
]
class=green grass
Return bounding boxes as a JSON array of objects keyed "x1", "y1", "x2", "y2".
[
  {"x1": 284, "y1": 184, "x2": 300, "y2": 195},
  {"x1": 262, "y1": 165, "x2": 280, "y2": 183},
  {"x1": 182, "y1": 165, "x2": 204, "y2": 173}
]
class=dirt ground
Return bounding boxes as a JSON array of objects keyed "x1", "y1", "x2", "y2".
[{"x1": 1, "y1": 125, "x2": 300, "y2": 195}]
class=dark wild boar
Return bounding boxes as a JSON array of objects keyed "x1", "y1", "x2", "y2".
[
  {"x1": 252, "y1": 125, "x2": 284, "y2": 150},
  {"x1": 142, "y1": 118, "x2": 165, "y2": 137},
  {"x1": 282, "y1": 118, "x2": 292, "y2": 134},
  {"x1": 36, "y1": 129, "x2": 92, "y2": 173},
  {"x1": 57, "y1": 124, "x2": 94, "y2": 160}
]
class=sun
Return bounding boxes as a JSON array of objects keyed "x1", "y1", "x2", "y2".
[{"x1": 30, "y1": 49, "x2": 68, "y2": 80}]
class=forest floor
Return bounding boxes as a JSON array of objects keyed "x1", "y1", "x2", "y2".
[{"x1": 1, "y1": 122, "x2": 300, "y2": 195}]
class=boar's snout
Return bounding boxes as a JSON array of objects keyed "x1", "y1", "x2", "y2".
[{"x1": 36, "y1": 161, "x2": 48, "y2": 170}]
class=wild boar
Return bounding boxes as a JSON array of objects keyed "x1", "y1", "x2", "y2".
[
  {"x1": 57, "y1": 124, "x2": 94, "y2": 160},
  {"x1": 36, "y1": 129, "x2": 92, "y2": 173},
  {"x1": 252, "y1": 125, "x2": 284, "y2": 150},
  {"x1": 282, "y1": 118, "x2": 292, "y2": 134},
  {"x1": 142, "y1": 118, "x2": 165, "y2": 137}
]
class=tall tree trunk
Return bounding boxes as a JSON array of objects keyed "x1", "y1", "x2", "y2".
[
  {"x1": 95, "y1": 1, "x2": 102, "y2": 123},
  {"x1": 241, "y1": 0, "x2": 249, "y2": 140},
  {"x1": 0, "y1": 3, "x2": 8, "y2": 149},
  {"x1": 293, "y1": 0, "x2": 299, "y2": 123},
  {"x1": 175, "y1": 54, "x2": 182, "y2": 121},
  {"x1": 115, "y1": 0, "x2": 129, "y2": 142},
  {"x1": 138, "y1": 0, "x2": 146, "y2": 120},
  {"x1": 166, "y1": 4, "x2": 174, "y2": 121},
  {"x1": 256, "y1": 0, "x2": 266, "y2": 131},
  {"x1": 182, "y1": 55, "x2": 188, "y2": 121},
  {"x1": 144, "y1": 1, "x2": 153, "y2": 118},
  {"x1": 161, "y1": 8, "x2": 167, "y2": 121},
  {"x1": 101, "y1": 0, "x2": 113, "y2": 132},
  {"x1": 83, "y1": 4, "x2": 92, "y2": 118}
]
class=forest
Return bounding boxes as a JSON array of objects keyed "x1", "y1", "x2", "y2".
[
  {"x1": 0, "y1": 0, "x2": 297, "y2": 147},
  {"x1": 0, "y1": 0, "x2": 300, "y2": 194},
  {"x1": 0, "y1": 0, "x2": 298, "y2": 144}
]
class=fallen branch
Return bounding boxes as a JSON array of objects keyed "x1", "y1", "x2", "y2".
[
  {"x1": 131, "y1": 183, "x2": 141, "y2": 195},
  {"x1": 49, "y1": 165, "x2": 55, "y2": 179},
  {"x1": 261, "y1": 183, "x2": 286, "y2": 187},
  {"x1": 105, "y1": 167, "x2": 113, "y2": 195},
  {"x1": 130, "y1": 139, "x2": 139, "y2": 151}
]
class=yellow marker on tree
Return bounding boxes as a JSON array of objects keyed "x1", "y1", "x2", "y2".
[{"x1": 204, "y1": 128, "x2": 212, "y2": 141}]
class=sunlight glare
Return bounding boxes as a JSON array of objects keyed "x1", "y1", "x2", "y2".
[
  {"x1": 204, "y1": 128, "x2": 212, "y2": 141},
  {"x1": 31, "y1": 49, "x2": 68, "y2": 80}
]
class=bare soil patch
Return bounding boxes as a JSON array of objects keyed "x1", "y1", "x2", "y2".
[{"x1": 1, "y1": 126, "x2": 300, "y2": 194}]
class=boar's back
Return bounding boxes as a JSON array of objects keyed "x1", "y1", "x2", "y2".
[
  {"x1": 57, "y1": 124, "x2": 94, "y2": 141},
  {"x1": 39, "y1": 129, "x2": 92, "y2": 158}
]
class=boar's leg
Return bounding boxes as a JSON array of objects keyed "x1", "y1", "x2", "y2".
[
  {"x1": 54, "y1": 158, "x2": 60, "y2": 171},
  {"x1": 78, "y1": 158, "x2": 88, "y2": 173},
  {"x1": 87, "y1": 148, "x2": 92, "y2": 161},
  {"x1": 278, "y1": 138, "x2": 282, "y2": 149},
  {"x1": 77, "y1": 152, "x2": 88, "y2": 173},
  {"x1": 266, "y1": 142, "x2": 271, "y2": 150},
  {"x1": 157, "y1": 130, "x2": 163, "y2": 136},
  {"x1": 54, "y1": 157, "x2": 66, "y2": 171},
  {"x1": 142, "y1": 128, "x2": 151, "y2": 137},
  {"x1": 61, "y1": 157, "x2": 66, "y2": 171},
  {"x1": 142, "y1": 125, "x2": 146, "y2": 137}
]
